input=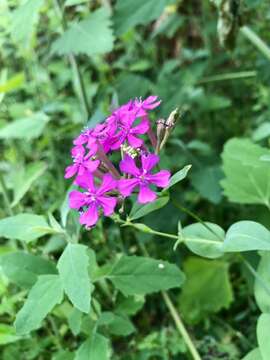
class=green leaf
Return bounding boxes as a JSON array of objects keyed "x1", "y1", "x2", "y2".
[
  {"x1": 129, "y1": 195, "x2": 169, "y2": 221},
  {"x1": 0, "y1": 213, "x2": 54, "y2": 242},
  {"x1": 115, "y1": 295, "x2": 144, "y2": 316},
  {"x1": 0, "y1": 112, "x2": 49, "y2": 140},
  {"x1": 0, "y1": 73, "x2": 25, "y2": 93},
  {"x1": 0, "y1": 251, "x2": 57, "y2": 288},
  {"x1": 108, "y1": 255, "x2": 185, "y2": 296},
  {"x1": 115, "y1": 74, "x2": 152, "y2": 103},
  {"x1": 182, "y1": 222, "x2": 224, "y2": 259},
  {"x1": 114, "y1": 0, "x2": 172, "y2": 35},
  {"x1": 223, "y1": 221, "x2": 270, "y2": 252},
  {"x1": 257, "y1": 313, "x2": 270, "y2": 360},
  {"x1": 11, "y1": 161, "x2": 47, "y2": 207},
  {"x1": 75, "y1": 333, "x2": 110, "y2": 360},
  {"x1": 191, "y1": 164, "x2": 223, "y2": 204},
  {"x1": 15, "y1": 275, "x2": 63, "y2": 335},
  {"x1": 51, "y1": 7, "x2": 114, "y2": 57},
  {"x1": 57, "y1": 244, "x2": 91, "y2": 313},
  {"x1": 242, "y1": 349, "x2": 263, "y2": 360},
  {"x1": 65, "y1": 0, "x2": 88, "y2": 6},
  {"x1": 98, "y1": 311, "x2": 135, "y2": 336},
  {"x1": 164, "y1": 164, "x2": 191, "y2": 191},
  {"x1": 221, "y1": 138, "x2": 270, "y2": 207},
  {"x1": 10, "y1": 0, "x2": 44, "y2": 50},
  {"x1": 68, "y1": 308, "x2": 83, "y2": 336},
  {"x1": 0, "y1": 324, "x2": 20, "y2": 345},
  {"x1": 254, "y1": 253, "x2": 270, "y2": 313},
  {"x1": 179, "y1": 257, "x2": 233, "y2": 324}
]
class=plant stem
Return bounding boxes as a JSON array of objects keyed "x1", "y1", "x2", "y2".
[
  {"x1": 0, "y1": 172, "x2": 13, "y2": 216},
  {"x1": 162, "y1": 291, "x2": 202, "y2": 360},
  {"x1": 197, "y1": 70, "x2": 257, "y2": 84},
  {"x1": 53, "y1": 0, "x2": 90, "y2": 120},
  {"x1": 240, "y1": 26, "x2": 270, "y2": 62}
]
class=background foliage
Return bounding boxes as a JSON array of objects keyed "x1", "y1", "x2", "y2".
[{"x1": 1, "y1": 0, "x2": 270, "y2": 359}]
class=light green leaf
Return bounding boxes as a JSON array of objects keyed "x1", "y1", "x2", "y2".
[
  {"x1": 15, "y1": 275, "x2": 63, "y2": 335},
  {"x1": 0, "y1": 251, "x2": 57, "y2": 288},
  {"x1": 0, "y1": 324, "x2": 20, "y2": 345},
  {"x1": 11, "y1": 161, "x2": 47, "y2": 207},
  {"x1": 223, "y1": 221, "x2": 270, "y2": 252},
  {"x1": 114, "y1": 0, "x2": 172, "y2": 35},
  {"x1": 57, "y1": 244, "x2": 91, "y2": 313},
  {"x1": 0, "y1": 112, "x2": 49, "y2": 140},
  {"x1": 75, "y1": 333, "x2": 110, "y2": 360},
  {"x1": 254, "y1": 253, "x2": 270, "y2": 313},
  {"x1": 0, "y1": 73, "x2": 25, "y2": 93},
  {"x1": 65, "y1": 0, "x2": 88, "y2": 6},
  {"x1": 10, "y1": 0, "x2": 44, "y2": 49},
  {"x1": 51, "y1": 7, "x2": 114, "y2": 57},
  {"x1": 129, "y1": 195, "x2": 169, "y2": 220},
  {"x1": 257, "y1": 313, "x2": 270, "y2": 360},
  {"x1": 182, "y1": 222, "x2": 224, "y2": 259},
  {"x1": 108, "y1": 255, "x2": 185, "y2": 296},
  {"x1": 221, "y1": 138, "x2": 270, "y2": 207},
  {"x1": 98, "y1": 311, "x2": 135, "y2": 336},
  {"x1": 0, "y1": 213, "x2": 53, "y2": 242},
  {"x1": 242, "y1": 348, "x2": 262, "y2": 360},
  {"x1": 164, "y1": 164, "x2": 191, "y2": 191},
  {"x1": 179, "y1": 257, "x2": 233, "y2": 324},
  {"x1": 68, "y1": 308, "x2": 82, "y2": 336}
]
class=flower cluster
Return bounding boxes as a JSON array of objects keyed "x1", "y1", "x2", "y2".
[{"x1": 65, "y1": 96, "x2": 171, "y2": 228}]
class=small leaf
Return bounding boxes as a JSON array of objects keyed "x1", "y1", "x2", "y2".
[
  {"x1": 129, "y1": 195, "x2": 169, "y2": 221},
  {"x1": 0, "y1": 112, "x2": 49, "y2": 140},
  {"x1": 182, "y1": 222, "x2": 224, "y2": 259},
  {"x1": 242, "y1": 348, "x2": 262, "y2": 360},
  {"x1": 75, "y1": 333, "x2": 110, "y2": 360},
  {"x1": 15, "y1": 275, "x2": 63, "y2": 335},
  {"x1": 0, "y1": 251, "x2": 57, "y2": 288},
  {"x1": 0, "y1": 214, "x2": 53, "y2": 242},
  {"x1": 68, "y1": 308, "x2": 83, "y2": 336},
  {"x1": 223, "y1": 221, "x2": 270, "y2": 252},
  {"x1": 57, "y1": 244, "x2": 91, "y2": 313},
  {"x1": 257, "y1": 314, "x2": 270, "y2": 360},
  {"x1": 0, "y1": 324, "x2": 20, "y2": 345},
  {"x1": 0, "y1": 73, "x2": 25, "y2": 93},
  {"x1": 98, "y1": 311, "x2": 135, "y2": 336},
  {"x1": 51, "y1": 7, "x2": 114, "y2": 57},
  {"x1": 254, "y1": 252, "x2": 270, "y2": 313},
  {"x1": 164, "y1": 165, "x2": 191, "y2": 191},
  {"x1": 108, "y1": 255, "x2": 185, "y2": 296},
  {"x1": 11, "y1": 161, "x2": 47, "y2": 207}
]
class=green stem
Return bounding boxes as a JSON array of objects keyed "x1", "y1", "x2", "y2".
[
  {"x1": 0, "y1": 172, "x2": 13, "y2": 216},
  {"x1": 197, "y1": 70, "x2": 257, "y2": 84},
  {"x1": 240, "y1": 26, "x2": 270, "y2": 62},
  {"x1": 48, "y1": 315, "x2": 63, "y2": 350}
]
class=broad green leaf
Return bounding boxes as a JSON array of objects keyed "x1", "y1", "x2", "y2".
[
  {"x1": 129, "y1": 195, "x2": 169, "y2": 221},
  {"x1": 0, "y1": 73, "x2": 25, "y2": 93},
  {"x1": 11, "y1": 161, "x2": 47, "y2": 207},
  {"x1": 65, "y1": 0, "x2": 88, "y2": 6},
  {"x1": 68, "y1": 308, "x2": 83, "y2": 336},
  {"x1": 52, "y1": 350, "x2": 75, "y2": 360},
  {"x1": 254, "y1": 253, "x2": 270, "y2": 313},
  {"x1": 223, "y1": 221, "x2": 270, "y2": 252},
  {"x1": 0, "y1": 251, "x2": 57, "y2": 288},
  {"x1": 115, "y1": 295, "x2": 144, "y2": 316},
  {"x1": 108, "y1": 255, "x2": 185, "y2": 296},
  {"x1": 221, "y1": 138, "x2": 270, "y2": 207},
  {"x1": 179, "y1": 258, "x2": 233, "y2": 324},
  {"x1": 242, "y1": 349, "x2": 263, "y2": 360},
  {"x1": 75, "y1": 333, "x2": 110, "y2": 360},
  {"x1": 164, "y1": 164, "x2": 191, "y2": 191},
  {"x1": 0, "y1": 112, "x2": 49, "y2": 140},
  {"x1": 0, "y1": 213, "x2": 54, "y2": 242},
  {"x1": 253, "y1": 122, "x2": 270, "y2": 142},
  {"x1": 57, "y1": 244, "x2": 91, "y2": 313},
  {"x1": 257, "y1": 313, "x2": 270, "y2": 360},
  {"x1": 10, "y1": 0, "x2": 44, "y2": 50},
  {"x1": 51, "y1": 8, "x2": 114, "y2": 57},
  {"x1": 0, "y1": 324, "x2": 20, "y2": 345},
  {"x1": 15, "y1": 275, "x2": 63, "y2": 335},
  {"x1": 98, "y1": 311, "x2": 135, "y2": 336},
  {"x1": 191, "y1": 164, "x2": 223, "y2": 204},
  {"x1": 114, "y1": 0, "x2": 172, "y2": 35},
  {"x1": 182, "y1": 222, "x2": 224, "y2": 259}
]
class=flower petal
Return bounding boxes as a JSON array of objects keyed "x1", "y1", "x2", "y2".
[
  {"x1": 138, "y1": 185, "x2": 157, "y2": 204},
  {"x1": 74, "y1": 172, "x2": 95, "y2": 191},
  {"x1": 69, "y1": 190, "x2": 86, "y2": 209},
  {"x1": 120, "y1": 155, "x2": 140, "y2": 176},
  {"x1": 146, "y1": 170, "x2": 171, "y2": 188},
  {"x1": 127, "y1": 134, "x2": 143, "y2": 148},
  {"x1": 131, "y1": 118, "x2": 149, "y2": 135},
  {"x1": 79, "y1": 203, "x2": 99, "y2": 227},
  {"x1": 98, "y1": 196, "x2": 117, "y2": 216},
  {"x1": 97, "y1": 174, "x2": 117, "y2": 195},
  {"x1": 85, "y1": 159, "x2": 100, "y2": 172},
  {"x1": 118, "y1": 178, "x2": 139, "y2": 197},
  {"x1": 141, "y1": 153, "x2": 160, "y2": 172},
  {"x1": 64, "y1": 164, "x2": 78, "y2": 179}
]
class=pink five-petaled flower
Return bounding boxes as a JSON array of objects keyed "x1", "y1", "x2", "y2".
[
  {"x1": 69, "y1": 173, "x2": 118, "y2": 227},
  {"x1": 118, "y1": 154, "x2": 170, "y2": 204},
  {"x1": 64, "y1": 145, "x2": 99, "y2": 179}
]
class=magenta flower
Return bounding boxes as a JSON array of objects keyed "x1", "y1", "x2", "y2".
[
  {"x1": 64, "y1": 146, "x2": 99, "y2": 179},
  {"x1": 69, "y1": 174, "x2": 118, "y2": 227},
  {"x1": 118, "y1": 154, "x2": 170, "y2": 204},
  {"x1": 134, "y1": 95, "x2": 161, "y2": 116}
]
